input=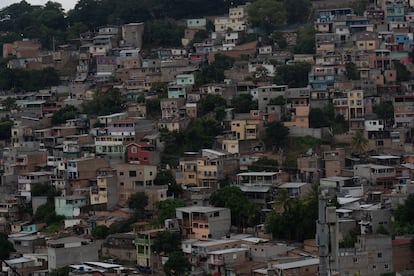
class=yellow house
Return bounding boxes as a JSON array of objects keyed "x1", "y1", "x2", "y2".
[
  {"x1": 230, "y1": 119, "x2": 262, "y2": 140},
  {"x1": 347, "y1": 90, "x2": 365, "y2": 130},
  {"x1": 354, "y1": 31, "x2": 378, "y2": 51},
  {"x1": 316, "y1": 42, "x2": 335, "y2": 54},
  {"x1": 176, "y1": 150, "x2": 238, "y2": 189},
  {"x1": 90, "y1": 174, "x2": 118, "y2": 209}
]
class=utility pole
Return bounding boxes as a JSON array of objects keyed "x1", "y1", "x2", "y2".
[{"x1": 317, "y1": 188, "x2": 339, "y2": 276}]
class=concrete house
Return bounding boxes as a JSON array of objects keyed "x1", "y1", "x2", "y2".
[
  {"x1": 47, "y1": 237, "x2": 100, "y2": 270},
  {"x1": 176, "y1": 206, "x2": 231, "y2": 239}
]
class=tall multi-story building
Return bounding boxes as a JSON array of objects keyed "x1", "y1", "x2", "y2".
[
  {"x1": 176, "y1": 150, "x2": 239, "y2": 189},
  {"x1": 121, "y1": 23, "x2": 144, "y2": 49},
  {"x1": 394, "y1": 95, "x2": 414, "y2": 127},
  {"x1": 115, "y1": 163, "x2": 158, "y2": 205},
  {"x1": 338, "y1": 234, "x2": 393, "y2": 275},
  {"x1": 347, "y1": 90, "x2": 365, "y2": 130},
  {"x1": 176, "y1": 206, "x2": 231, "y2": 239}
]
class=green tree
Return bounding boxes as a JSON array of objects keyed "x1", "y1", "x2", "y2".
[
  {"x1": 351, "y1": 130, "x2": 368, "y2": 155},
  {"x1": 150, "y1": 82, "x2": 167, "y2": 96},
  {"x1": 394, "y1": 60, "x2": 411, "y2": 82},
  {"x1": 196, "y1": 54, "x2": 235, "y2": 85},
  {"x1": 265, "y1": 190, "x2": 318, "y2": 241},
  {"x1": 345, "y1": 62, "x2": 360, "y2": 80},
  {"x1": 183, "y1": 116, "x2": 222, "y2": 151},
  {"x1": 0, "y1": 233, "x2": 15, "y2": 259},
  {"x1": 274, "y1": 62, "x2": 311, "y2": 88},
  {"x1": 154, "y1": 199, "x2": 186, "y2": 225},
  {"x1": 339, "y1": 227, "x2": 359, "y2": 248},
  {"x1": 231, "y1": 93, "x2": 257, "y2": 113},
  {"x1": 373, "y1": 101, "x2": 394, "y2": 127},
  {"x1": 250, "y1": 157, "x2": 279, "y2": 171},
  {"x1": 52, "y1": 105, "x2": 80, "y2": 125},
  {"x1": 0, "y1": 67, "x2": 60, "y2": 92},
  {"x1": 92, "y1": 225, "x2": 110, "y2": 239},
  {"x1": 272, "y1": 31, "x2": 288, "y2": 49},
  {"x1": 1, "y1": 97, "x2": 17, "y2": 111},
  {"x1": 159, "y1": 128, "x2": 185, "y2": 166},
  {"x1": 269, "y1": 95, "x2": 286, "y2": 106},
  {"x1": 284, "y1": 0, "x2": 311, "y2": 24},
  {"x1": 273, "y1": 188, "x2": 294, "y2": 213},
  {"x1": 82, "y1": 88, "x2": 127, "y2": 116},
  {"x1": 33, "y1": 202, "x2": 64, "y2": 225},
  {"x1": 198, "y1": 94, "x2": 227, "y2": 117},
  {"x1": 154, "y1": 170, "x2": 182, "y2": 197},
  {"x1": 143, "y1": 19, "x2": 185, "y2": 48},
  {"x1": 353, "y1": 0, "x2": 368, "y2": 16},
  {"x1": 31, "y1": 183, "x2": 61, "y2": 199},
  {"x1": 395, "y1": 194, "x2": 414, "y2": 234},
  {"x1": 192, "y1": 29, "x2": 210, "y2": 43},
  {"x1": 248, "y1": 0, "x2": 286, "y2": 32},
  {"x1": 49, "y1": 266, "x2": 70, "y2": 276},
  {"x1": 127, "y1": 192, "x2": 148, "y2": 216},
  {"x1": 0, "y1": 118, "x2": 13, "y2": 141},
  {"x1": 152, "y1": 231, "x2": 182, "y2": 255},
  {"x1": 309, "y1": 108, "x2": 330, "y2": 128},
  {"x1": 294, "y1": 27, "x2": 316, "y2": 54},
  {"x1": 210, "y1": 186, "x2": 260, "y2": 228},
  {"x1": 163, "y1": 251, "x2": 191, "y2": 276},
  {"x1": 146, "y1": 99, "x2": 161, "y2": 119},
  {"x1": 265, "y1": 121, "x2": 290, "y2": 151}
]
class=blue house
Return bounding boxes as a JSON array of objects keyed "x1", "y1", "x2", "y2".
[
  {"x1": 167, "y1": 85, "x2": 189, "y2": 99},
  {"x1": 386, "y1": 2, "x2": 405, "y2": 22},
  {"x1": 308, "y1": 66, "x2": 336, "y2": 90}
]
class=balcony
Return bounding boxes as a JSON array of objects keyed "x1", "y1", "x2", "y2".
[{"x1": 208, "y1": 258, "x2": 224, "y2": 266}]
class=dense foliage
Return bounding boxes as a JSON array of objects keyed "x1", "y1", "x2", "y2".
[
  {"x1": 210, "y1": 186, "x2": 260, "y2": 228},
  {"x1": 394, "y1": 194, "x2": 414, "y2": 234},
  {"x1": 248, "y1": 0, "x2": 286, "y2": 32},
  {"x1": 52, "y1": 105, "x2": 80, "y2": 125},
  {"x1": 196, "y1": 54, "x2": 235, "y2": 85},
  {"x1": 154, "y1": 199, "x2": 186, "y2": 226},
  {"x1": 82, "y1": 88, "x2": 127, "y2": 116},
  {"x1": 0, "y1": 118, "x2": 13, "y2": 141},
  {"x1": 294, "y1": 26, "x2": 316, "y2": 54},
  {"x1": 91, "y1": 225, "x2": 110, "y2": 239},
  {"x1": 250, "y1": 157, "x2": 279, "y2": 172},
  {"x1": 127, "y1": 192, "x2": 149, "y2": 216},
  {"x1": 309, "y1": 104, "x2": 348, "y2": 134},
  {"x1": 274, "y1": 62, "x2": 311, "y2": 88},
  {"x1": 264, "y1": 121, "x2": 290, "y2": 151},
  {"x1": 0, "y1": 0, "x2": 251, "y2": 50},
  {"x1": 0, "y1": 67, "x2": 60, "y2": 92},
  {"x1": 0, "y1": 233, "x2": 15, "y2": 259},
  {"x1": 143, "y1": 19, "x2": 185, "y2": 48},
  {"x1": 265, "y1": 183, "x2": 318, "y2": 241},
  {"x1": 231, "y1": 93, "x2": 258, "y2": 113}
]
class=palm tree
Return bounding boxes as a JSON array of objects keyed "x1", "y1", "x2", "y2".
[
  {"x1": 273, "y1": 189, "x2": 293, "y2": 213},
  {"x1": 351, "y1": 130, "x2": 368, "y2": 155}
]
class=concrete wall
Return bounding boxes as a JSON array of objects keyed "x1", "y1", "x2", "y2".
[
  {"x1": 47, "y1": 241, "x2": 102, "y2": 270},
  {"x1": 288, "y1": 126, "x2": 329, "y2": 139}
]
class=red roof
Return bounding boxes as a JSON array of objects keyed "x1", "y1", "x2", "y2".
[{"x1": 392, "y1": 239, "x2": 410, "y2": 246}]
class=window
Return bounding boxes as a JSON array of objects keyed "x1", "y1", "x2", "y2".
[
  {"x1": 378, "y1": 252, "x2": 382, "y2": 258},
  {"x1": 129, "y1": 171, "x2": 137, "y2": 177},
  {"x1": 119, "y1": 172, "x2": 124, "y2": 176},
  {"x1": 353, "y1": 257, "x2": 358, "y2": 263},
  {"x1": 131, "y1": 146, "x2": 137, "y2": 153}
]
